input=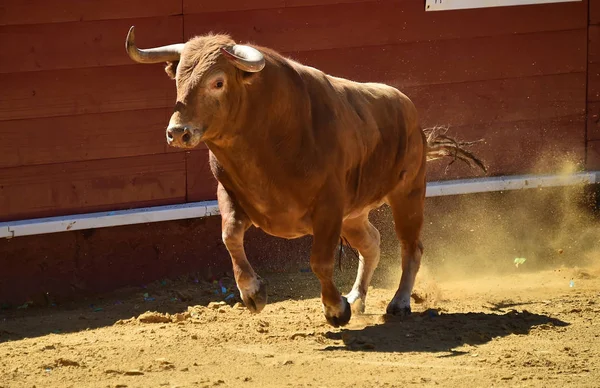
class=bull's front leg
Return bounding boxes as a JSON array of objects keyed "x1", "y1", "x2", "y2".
[
  {"x1": 217, "y1": 183, "x2": 267, "y2": 313},
  {"x1": 310, "y1": 193, "x2": 351, "y2": 327}
]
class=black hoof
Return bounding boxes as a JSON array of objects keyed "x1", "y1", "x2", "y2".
[
  {"x1": 325, "y1": 297, "x2": 352, "y2": 328},
  {"x1": 386, "y1": 303, "x2": 411, "y2": 317},
  {"x1": 243, "y1": 279, "x2": 268, "y2": 314}
]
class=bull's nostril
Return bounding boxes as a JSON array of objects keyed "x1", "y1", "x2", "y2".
[
  {"x1": 182, "y1": 133, "x2": 191, "y2": 143},
  {"x1": 167, "y1": 131, "x2": 174, "y2": 140}
]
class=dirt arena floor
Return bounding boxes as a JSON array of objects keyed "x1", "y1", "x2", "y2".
[
  {"x1": 1, "y1": 186, "x2": 599, "y2": 387},
  {"x1": 1, "y1": 262, "x2": 599, "y2": 388}
]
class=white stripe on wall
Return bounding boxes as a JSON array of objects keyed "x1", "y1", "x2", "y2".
[
  {"x1": 425, "y1": 0, "x2": 582, "y2": 12},
  {"x1": 1, "y1": 172, "x2": 597, "y2": 239}
]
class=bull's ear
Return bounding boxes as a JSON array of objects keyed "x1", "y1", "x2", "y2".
[
  {"x1": 165, "y1": 61, "x2": 179, "y2": 80},
  {"x1": 241, "y1": 70, "x2": 260, "y2": 85}
]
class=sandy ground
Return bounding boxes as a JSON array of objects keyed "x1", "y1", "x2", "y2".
[{"x1": 1, "y1": 261, "x2": 598, "y2": 388}]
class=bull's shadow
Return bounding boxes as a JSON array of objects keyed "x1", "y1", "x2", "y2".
[{"x1": 321, "y1": 309, "x2": 569, "y2": 353}]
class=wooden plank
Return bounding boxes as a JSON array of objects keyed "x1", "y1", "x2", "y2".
[
  {"x1": 185, "y1": 0, "x2": 284, "y2": 13},
  {"x1": 407, "y1": 73, "x2": 585, "y2": 128},
  {"x1": 0, "y1": 0, "x2": 182, "y2": 26},
  {"x1": 0, "y1": 64, "x2": 176, "y2": 121},
  {"x1": 587, "y1": 102, "x2": 600, "y2": 140},
  {"x1": 186, "y1": 149, "x2": 218, "y2": 202},
  {"x1": 587, "y1": 63, "x2": 600, "y2": 102},
  {"x1": 426, "y1": 114, "x2": 586, "y2": 180},
  {"x1": 588, "y1": 140, "x2": 600, "y2": 169},
  {"x1": 0, "y1": 108, "x2": 187, "y2": 169},
  {"x1": 591, "y1": 0, "x2": 600, "y2": 24},
  {"x1": 0, "y1": 153, "x2": 186, "y2": 222},
  {"x1": 589, "y1": 25, "x2": 600, "y2": 63},
  {"x1": 184, "y1": 0, "x2": 586, "y2": 53},
  {"x1": 183, "y1": 0, "x2": 379, "y2": 14},
  {"x1": 0, "y1": 16, "x2": 182, "y2": 73},
  {"x1": 289, "y1": 29, "x2": 586, "y2": 88}
]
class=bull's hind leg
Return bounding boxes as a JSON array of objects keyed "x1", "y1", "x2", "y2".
[
  {"x1": 217, "y1": 183, "x2": 267, "y2": 313},
  {"x1": 385, "y1": 178, "x2": 426, "y2": 316},
  {"x1": 342, "y1": 213, "x2": 381, "y2": 314}
]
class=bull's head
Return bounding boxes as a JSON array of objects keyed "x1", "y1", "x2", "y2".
[{"x1": 125, "y1": 26, "x2": 265, "y2": 148}]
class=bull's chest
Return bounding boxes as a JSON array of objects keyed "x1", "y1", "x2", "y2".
[
  {"x1": 216, "y1": 168, "x2": 313, "y2": 237},
  {"x1": 210, "y1": 150, "x2": 318, "y2": 238}
]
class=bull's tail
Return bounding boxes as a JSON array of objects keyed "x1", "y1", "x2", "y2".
[{"x1": 423, "y1": 126, "x2": 487, "y2": 173}]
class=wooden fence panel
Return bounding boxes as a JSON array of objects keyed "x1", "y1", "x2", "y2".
[
  {"x1": 0, "y1": 16, "x2": 183, "y2": 73},
  {"x1": 288, "y1": 29, "x2": 585, "y2": 88},
  {"x1": 0, "y1": 153, "x2": 186, "y2": 222},
  {"x1": 0, "y1": 0, "x2": 182, "y2": 26},
  {"x1": 588, "y1": 21, "x2": 600, "y2": 153},
  {"x1": 0, "y1": 0, "x2": 592, "y2": 221},
  {"x1": 186, "y1": 149, "x2": 218, "y2": 202},
  {"x1": 0, "y1": 108, "x2": 182, "y2": 169},
  {"x1": 0, "y1": 0, "x2": 185, "y2": 220},
  {"x1": 587, "y1": 102, "x2": 600, "y2": 140},
  {"x1": 590, "y1": 0, "x2": 600, "y2": 25},
  {"x1": 588, "y1": 140, "x2": 600, "y2": 169},
  {"x1": 184, "y1": 0, "x2": 586, "y2": 53},
  {"x1": 183, "y1": 0, "x2": 380, "y2": 14},
  {"x1": 409, "y1": 73, "x2": 585, "y2": 128},
  {"x1": 0, "y1": 65, "x2": 175, "y2": 121}
]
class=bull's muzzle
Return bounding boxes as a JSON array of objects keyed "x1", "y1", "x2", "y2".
[{"x1": 166, "y1": 126, "x2": 200, "y2": 148}]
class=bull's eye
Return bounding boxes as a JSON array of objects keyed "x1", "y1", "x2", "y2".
[{"x1": 215, "y1": 80, "x2": 224, "y2": 89}]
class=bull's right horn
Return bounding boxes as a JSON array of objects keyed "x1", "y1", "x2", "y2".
[
  {"x1": 220, "y1": 45, "x2": 265, "y2": 72},
  {"x1": 125, "y1": 26, "x2": 184, "y2": 64}
]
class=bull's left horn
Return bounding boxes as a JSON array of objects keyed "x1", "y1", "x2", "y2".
[
  {"x1": 220, "y1": 45, "x2": 265, "y2": 72},
  {"x1": 125, "y1": 26, "x2": 184, "y2": 64}
]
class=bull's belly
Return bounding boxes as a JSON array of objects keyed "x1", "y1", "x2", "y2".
[
  {"x1": 248, "y1": 209, "x2": 313, "y2": 240},
  {"x1": 246, "y1": 199, "x2": 388, "y2": 239}
]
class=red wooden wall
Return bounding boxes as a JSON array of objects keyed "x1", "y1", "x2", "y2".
[
  {"x1": 0, "y1": 0, "x2": 593, "y2": 223},
  {"x1": 588, "y1": 0, "x2": 600, "y2": 169}
]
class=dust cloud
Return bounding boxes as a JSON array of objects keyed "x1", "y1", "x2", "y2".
[{"x1": 367, "y1": 158, "x2": 599, "y2": 303}]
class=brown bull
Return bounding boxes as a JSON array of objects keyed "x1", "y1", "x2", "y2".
[{"x1": 125, "y1": 26, "x2": 485, "y2": 327}]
